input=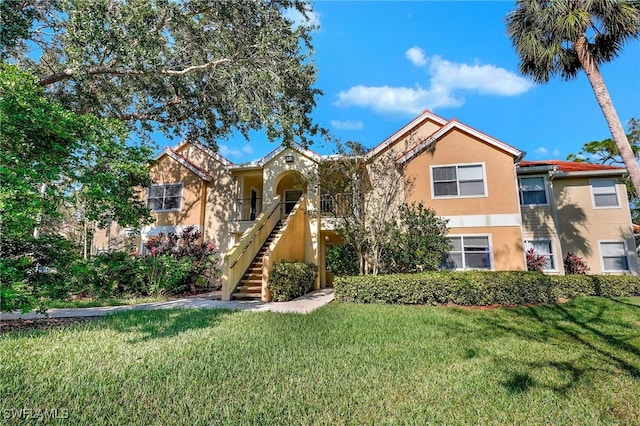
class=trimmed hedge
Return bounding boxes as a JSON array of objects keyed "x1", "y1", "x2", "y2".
[
  {"x1": 334, "y1": 271, "x2": 640, "y2": 306},
  {"x1": 268, "y1": 261, "x2": 318, "y2": 302}
]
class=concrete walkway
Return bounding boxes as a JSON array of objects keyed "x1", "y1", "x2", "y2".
[{"x1": 0, "y1": 288, "x2": 334, "y2": 320}]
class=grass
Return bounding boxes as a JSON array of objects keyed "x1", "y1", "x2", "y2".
[
  {"x1": 43, "y1": 295, "x2": 169, "y2": 309},
  {"x1": 1, "y1": 297, "x2": 639, "y2": 425}
]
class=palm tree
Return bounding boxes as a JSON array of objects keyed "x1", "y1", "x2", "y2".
[{"x1": 506, "y1": 0, "x2": 640, "y2": 196}]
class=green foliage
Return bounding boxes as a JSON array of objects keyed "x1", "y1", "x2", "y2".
[
  {"x1": 268, "y1": 261, "x2": 318, "y2": 302},
  {"x1": 0, "y1": 64, "x2": 153, "y2": 312},
  {"x1": 1, "y1": 0, "x2": 323, "y2": 145},
  {"x1": 383, "y1": 202, "x2": 450, "y2": 273},
  {"x1": 0, "y1": 64, "x2": 153, "y2": 235},
  {"x1": 334, "y1": 271, "x2": 640, "y2": 306},
  {"x1": 138, "y1": 256, "x2": 194, "y2": 295},
  {"x1": 526, "y1": 248, "x2": 547, "y2": 272},
  {"x1": 506, "y1": 0, "x2": 640, "y2": 83},
  {"x1": 143, "y1": 226, "x2": 220, "y2": 291},
  {"x1": 69, "y1": 252, "x2": 147, "y2": 298},
  {"x1": 564, "y1": 252, "x2": 591, "y2": 275},
  {"x1": 326, "y1": 243, "x2": 359, "y2": 276},
  {"x1": 0, "y1": 235, "x2": 81, "y2": 313}
]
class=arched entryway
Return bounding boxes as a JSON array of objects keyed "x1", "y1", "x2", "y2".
[{"x1": 275, "y1": 171, "x2": 306, "y2": 215}]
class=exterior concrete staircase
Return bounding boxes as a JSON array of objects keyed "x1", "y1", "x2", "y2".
[{"x1": 231, "y1": 221, "x2": 282, "y2": 300}]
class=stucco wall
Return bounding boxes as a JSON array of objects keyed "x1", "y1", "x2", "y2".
[
  {"x1": 262, "y1": 148, "x2": 319, "y2": 211},
  {"x1": 447, "y1": 226, "x2": 525, "y2": 271},
  {"x1": 399, "y1": 127, "x2": 524, "y2": 271},
  {"x1": 405, "y1": 128, "x2": 521, "y2": 216},
  {"x1": 553, "y1": 176, "x2": 638, "y2": 274},
  {"x1": 149, "y1": 155, "x2": 203, "y2": 227}
]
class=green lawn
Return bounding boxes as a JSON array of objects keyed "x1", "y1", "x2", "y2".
[
  {"x1": 44, "y1": 295, "x2": 168, "y2": 309},
  {"x1": 1, "y1": 297, "x2": 639, "y2": 425}
]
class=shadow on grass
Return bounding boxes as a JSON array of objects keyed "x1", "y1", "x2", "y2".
[
  {"x1": 100, "y1": 308, "x2": 236, "y2": 343},
  {"x1": 609, "y1": 297, "x2": 640, "y2": 309},
  {"x1": 481, "y1": 298, "x2": 640, "y2": 395}
]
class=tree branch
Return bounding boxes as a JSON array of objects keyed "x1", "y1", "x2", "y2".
[{"x1": 39, "y1": 58, "x2": 233, "y2": 86}]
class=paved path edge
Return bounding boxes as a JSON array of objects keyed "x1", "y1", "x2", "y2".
[{"x1": 0, "y1": 288, "x2": 335, "y2": 320}]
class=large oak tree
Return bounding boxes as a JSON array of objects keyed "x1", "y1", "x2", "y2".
[{"x1": 1, "y1": 0, "x2": 323, "y2": 146}]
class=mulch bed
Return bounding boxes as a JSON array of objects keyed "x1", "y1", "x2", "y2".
[{"x1": 0, "y1": 317, "x2": 99, "y2": 334}]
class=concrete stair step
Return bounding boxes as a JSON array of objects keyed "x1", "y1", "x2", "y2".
[
  {"x1": 244, "y1": 273, "x2": 262, "y2": 280},
  {"x1": 240, "y1": 279, "x2": 262, "y2": 285},
  {"x1": 236, "y1": 285, "x2": 261, "y2": 292},
  {"x1": 232, "y1": 292, "x2": 261, "y2": 300}
]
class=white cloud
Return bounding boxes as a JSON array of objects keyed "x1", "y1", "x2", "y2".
[
  {"x1": 428, "y1": 55, "x2": 533, "y2": 96},
  {"x1": 552, "y1": 149, "x2": 561, "y2": 157},
  {"x1": 335, "y1": 85, "x2": 463, "y2": 116},
  {"x1": 219, "y1": 144, "x2": 253, "y2": 159},
  {"x1": 330, "y1": 120, "x2": 364, "y2": 131},
  {"x1": 406, "y1": 47, "x2": 427, "y2": 67},
  {"x1": 335, "y1": 49, "x2": 533, "y2": 116},
  {"x1": 534, "y1": 147, "x2": 549, "y2": 156},
  {"x1": 284, "y1": 6, "x2": 320, "y2": 30}
]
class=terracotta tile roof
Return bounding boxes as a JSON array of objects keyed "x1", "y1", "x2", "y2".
[{"x1": 518, "y1": 160, "x2": 624, "y2": 173}]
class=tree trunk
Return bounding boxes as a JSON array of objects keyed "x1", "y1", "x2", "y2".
[{"x1": 574, "y1": 36, "x2": 640, "y2": 197}]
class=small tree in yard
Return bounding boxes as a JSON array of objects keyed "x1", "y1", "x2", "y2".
[
  {"x1": 317, "y1": 141, "x2": 412, "y2": 275},
  {"x1": 383, "y1": 203, "x2": 450, "y2": 274}
]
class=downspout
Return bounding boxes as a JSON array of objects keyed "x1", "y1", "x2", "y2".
[
  {"x1": 547, "y1": 167, "x2": 563, "y2": 272},
  {"x1": 514, "y1": 162, "x2": 527, "y2": 270}
]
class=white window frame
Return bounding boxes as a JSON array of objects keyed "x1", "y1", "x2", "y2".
[
  {"x1": 430, "y1": 163, "x2": 488, "y2": 199},
  {"x1": 518, "y1": 175, "x2": 549, "y2": 206},
  {"x1": 147, "y1": 183, "x2": 183, "y2": 212},
  {"x1": 445, "y1": 234, "x2": 494, "y2": 271},
  {"x1": 524, "y1": 239, "x2": 558, "y2": 272},
  {"x1": 598, "y1": 240, "x2": 631, "y2": 273},
  {"x1": 590, "y1": 179, "x2": 620, "y2": 209}
]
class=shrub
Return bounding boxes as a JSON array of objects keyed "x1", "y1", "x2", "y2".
[
  {"x1": 0, "y1": 235, "x2": 81, "y2": 312},
  {"x1": 144, "y1": 226, "x2": 219, "y2": 291},
  {"x1": 326, "y1": 243, "x2": 359, "y2": 276},
  {"x1": 268, "y1": 261, "x2": 318, "y2": 302},
  {"x1": 68, "y1": 252, "x2": 147, "y2": 298},
  {"x1": 139, "y1": 255, "x2": 194, "y2": 295},
  {"x1": 334, "y1": 271, "x2": 640, "y2": 306},
  {"x1": 383, "y1": 203, "x2": 450, "y2": 273},
  {"x1": 564, "y1": 252, "x2": 590, "y2": 274},
  {"x1": 526, "y1": 248, "x2": 547, "y2": 272}
]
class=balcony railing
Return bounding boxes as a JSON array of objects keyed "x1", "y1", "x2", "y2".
[
  {"x1": 320, "y1": 193, "x2": 350, "y2": 217},
  {"x1": 234, "y1": 197, "x2": 263, "y2": 222}
]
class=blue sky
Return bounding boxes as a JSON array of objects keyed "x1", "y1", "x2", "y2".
[{"x1": 207, "y1": 1, "x2": 640, "y2": 164}]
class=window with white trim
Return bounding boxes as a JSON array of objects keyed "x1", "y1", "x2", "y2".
[
  {"x1": 147, "y1": 183, "x2": 183, "y2": 212},
  {"x1": 591, "y1": 179, "x2": 619, "y2": 208},
  {"x1": 524, "y1": 239, "x2": 556, "y2": 271},
  {"x1": 518, "y1": 176, "x2": 548, "y2": 205},
  {"x1": 445, "y1": 235, "x2": 492, "y2": 270},
  {"x1": 432, "y1": 164, "x2": 485, "y2": 198},
  {"x1": 600, "y1": 241, "x2": 629, "y2": 272}
]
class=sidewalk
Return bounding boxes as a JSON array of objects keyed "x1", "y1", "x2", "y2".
[{"x1": 0, "y1": 288, "x2": 334, "y2": 320}]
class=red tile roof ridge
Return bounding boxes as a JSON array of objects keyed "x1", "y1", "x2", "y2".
[{"x1": 518, "y1": 160, "x2": 624, "y2": 172}]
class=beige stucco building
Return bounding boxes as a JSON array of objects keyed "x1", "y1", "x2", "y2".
[{"x1": 94, "y1": 110, "x2": 639, "y2": 301}]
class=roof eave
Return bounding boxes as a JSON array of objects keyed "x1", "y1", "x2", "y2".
[
  {"x1": 157, "y1": 148, "x2": 213, "y2": 181},
  {"x1": 555, "y1": 169, "x2": 626, "y2": 178}
]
